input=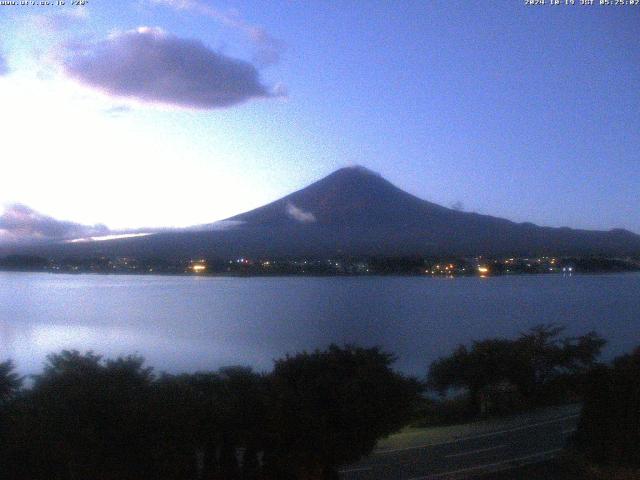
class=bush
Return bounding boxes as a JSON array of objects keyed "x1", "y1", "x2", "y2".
[
  {"x1": 574, "y1": 347, "x2": 640, "y2": 469},
  {"x1": 411, "y1": 394, "x2": 475, "y2": 427}
]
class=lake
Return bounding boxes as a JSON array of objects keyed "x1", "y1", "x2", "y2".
[{"x1": 1, "y1": 272, "x2": 639, "y2": 377}]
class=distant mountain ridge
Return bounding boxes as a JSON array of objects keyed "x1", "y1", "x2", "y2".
[{"x1": 6, "y1": 166, "x2": 640, "y2": 259}]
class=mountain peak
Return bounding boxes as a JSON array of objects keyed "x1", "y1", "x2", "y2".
[
  {"x1": 335, "y1": 165, "x2": 381, "y2": 177},
  {"x1": 316, "y1": 165, "x2": 394, "y2": 194},
  {"x1": 324, "y1": 165, "x2": 385, "y2": 185},
  {"x1": 231, "y1": 165, "x2": 437, "y2": 227}
]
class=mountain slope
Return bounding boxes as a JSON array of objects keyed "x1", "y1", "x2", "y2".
[{"x1": 10, "y1": 166, "x2": 640, "y2": 259}]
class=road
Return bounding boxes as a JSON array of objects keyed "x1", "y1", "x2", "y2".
[{"x1": 339, "y1": 405, "x2": 581, "y2": 479}]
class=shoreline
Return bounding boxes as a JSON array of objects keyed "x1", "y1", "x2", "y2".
[{"x1": 0, "y1": 268, "x2": 638, "y2": 279}]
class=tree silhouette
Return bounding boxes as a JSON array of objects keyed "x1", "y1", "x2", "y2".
[
  {"x1": 0, "y1": 359, "x2": 22, "y2": 475},
  {"x1": 267, "y1": 344, "x2": 422, "y2": 479},
  {"x1": 153, "y1": 367, "x2": 269, "y2": 479},
  {"x1": 5, "y1": 350, "x2": 156, "y2": 479},
  {"x1": 2, "y1": 346, "x2": 422, "y2": 480},
  {"x1": 0, "y1": 360, "x2": 22, "y2": 406},
  {"x1": 574, "y1": 346, "x2": 640, "y2": 468},
  {"x1": 428, "y1": 325, "x2": 605, "y2": 415},
  {"x1": 428, "y1": 339, "x2": 517, "y2": 414}
]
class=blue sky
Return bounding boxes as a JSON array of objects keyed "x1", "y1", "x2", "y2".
[{"x1": 0, "y1": 0, "x2": 638, "y2": 240}]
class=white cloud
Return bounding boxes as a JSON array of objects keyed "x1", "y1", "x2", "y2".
[{"x1": 286, "y1": 203, "x2": 316, "y2": 223}]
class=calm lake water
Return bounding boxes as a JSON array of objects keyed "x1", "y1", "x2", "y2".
[{"x1": 1, "y1": 272, "x2": 639, "y2": 377}]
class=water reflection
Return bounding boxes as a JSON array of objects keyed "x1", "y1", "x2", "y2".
[
  {"x1": 2, "y1": 321, "x2": 262, "y2": 375},
  {"x1": 1, "y1": 272, "x2": 639, "y2": 376}
]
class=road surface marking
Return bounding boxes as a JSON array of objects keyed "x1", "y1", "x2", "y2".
[
  {"x1": 562, "y1": 428, "x2": 577, "y2": 435},
  {"x1": 409, "y1": 447, "x2": 563, "y2": 479},
  {"x1": 339, "y1": 466, "x2": 372, "y2": 474},
  {"x1": 377, "y1": 413, "x2": 579, "y2": 454},
  {"x1": 445, "y1": 444, "x2": 507, "y2": 458}
]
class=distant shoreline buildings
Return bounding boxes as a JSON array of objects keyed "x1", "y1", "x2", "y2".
[{"x1": 0, "y1": 254, "x2": 638, "y2": 277}]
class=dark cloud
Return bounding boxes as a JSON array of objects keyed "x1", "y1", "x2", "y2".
[
  {"x1": 63, "y1": 27, "x2": 276, "y2": 109},
  {"x1": 0, "y1": 203, "x2": 235, "y2": 245},
  {"x1": 0, "y1": 204, "x2": 110, "y2": 243}
]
